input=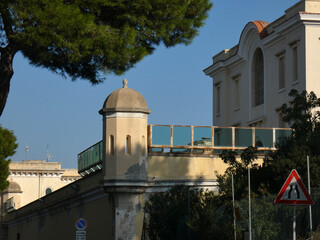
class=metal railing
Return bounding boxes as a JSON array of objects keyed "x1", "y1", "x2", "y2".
[
  {"x1": 148, "y1": 125, "x2": 292, "y2": 154},
  {"x1": 77, "y1": 125, "x2": 292, "y2": 174},
  {"x1": 78, "y1": 140, "x2": 103, "y2": 176}
]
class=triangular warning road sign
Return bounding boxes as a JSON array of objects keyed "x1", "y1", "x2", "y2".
[{"x1": 275, "y1": 169, "x2": 313, "y2": 205}]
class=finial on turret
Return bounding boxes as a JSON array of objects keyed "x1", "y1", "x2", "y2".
[{"x1": 122, "y1": 79, "x2": 128, "y2": 88}]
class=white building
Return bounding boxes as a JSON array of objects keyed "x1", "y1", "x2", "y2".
[
  {"x1": 204, "y1": 0, "x2": 320, "y2": 128},
  {"x1": 2, "y1": 160, "x2": 80, "y2": 210}
]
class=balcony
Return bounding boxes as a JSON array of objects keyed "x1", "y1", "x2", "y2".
[{"x1": 148, "y1": 125, "x2": 292, "y2": 154}]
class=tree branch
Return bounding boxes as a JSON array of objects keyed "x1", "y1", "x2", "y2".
[
  {"x1": 0, "y1": 43, "x2": 18, "y2": 116},
  {"x1": 0, "y1": 6, "x2": 14, "y2": 38}
]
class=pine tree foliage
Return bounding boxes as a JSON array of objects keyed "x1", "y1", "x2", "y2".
[
  {"x1": 0, "y1": 0, "x2": 212, "y2": 116},
  {"x1": 0, "y1": 125, "x2": 18, "y2": 192}
]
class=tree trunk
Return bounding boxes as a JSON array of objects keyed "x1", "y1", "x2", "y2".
[{"x1": 0, "y1": 46, "x2": 17, "y2": 117}]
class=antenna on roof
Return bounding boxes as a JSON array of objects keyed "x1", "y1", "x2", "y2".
[
  {"x1": 46, "y1": 144, "x2": 51, "y2": 162},
  {"x1": 25, "y1": 146, "x2": 29, "y2": 160}
]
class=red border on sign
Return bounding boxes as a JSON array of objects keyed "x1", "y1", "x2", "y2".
[
  {"x1": 75, "y1": 218, "x2": 87, "y2": 231},
  {"x1": 275, "y1": 169, "x2": 313, "y2": 205}
]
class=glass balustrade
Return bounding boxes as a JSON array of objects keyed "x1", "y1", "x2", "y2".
[{"x1": 78, "y1": 126, "x2": 292, "y2": 175}]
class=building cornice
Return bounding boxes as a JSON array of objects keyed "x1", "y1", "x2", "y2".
[
  {"x1": 9, "y1": 170, "x2": 65, "y2": 177},
  {"x1": 203, "y1": 55, "x2": 244, "y2": 76},
  {"x1": 300, "y1": 12, "x2": 320, "y2": 22},
  {"x1": 204, "y1": 10, "x2": 320, "y2": 76}
]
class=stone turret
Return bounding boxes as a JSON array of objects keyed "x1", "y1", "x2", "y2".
[
  {"x1": 99, "y1": 80, "x2": 151, "y2": 240},
  {"x1": 99, "y1": 79, "x2": 151, "y2": 182}
]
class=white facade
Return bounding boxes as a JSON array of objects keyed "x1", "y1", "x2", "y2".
[
  {"x1": 2, "y1": 160, "x2": 80, "y2": 210},
  {"x1": 204, "y1": 0, "x2": 320, "y2": 128}
]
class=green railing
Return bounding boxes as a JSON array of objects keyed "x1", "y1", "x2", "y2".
[{"x1": 78, "y1": 140, "x2": 103, "y2": 176}]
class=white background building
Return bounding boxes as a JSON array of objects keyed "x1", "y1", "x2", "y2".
[
  {"x1": 2, "y1": 160, "x2": 80, "y2": 210},
  {"x1": 204, "y1": 0, "x2": 320, "y2": 128}
]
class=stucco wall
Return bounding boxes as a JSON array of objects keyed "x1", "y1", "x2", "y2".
[
  {"x1": 104, "y1": 114, "x2": 148, "y2": 180},
  {"x1": 148, "y1": 155, "x2": 225, "y2": 180},
  {"x1": 6, "y1": 196, "x2": 113, "y2": 240},
  {"x1": 4, "y1": 172, "x2": 113, "y2": 240},
  {"x1": 148, "y1": 154, "x2": 264, "y2": 181},
  {"x1": 305, "y1": 23, "x2": 320, "y2": 98}
]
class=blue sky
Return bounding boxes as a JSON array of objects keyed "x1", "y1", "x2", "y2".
[{"x1": 0, "y1": 0, "x2": 298, "y2": 169}]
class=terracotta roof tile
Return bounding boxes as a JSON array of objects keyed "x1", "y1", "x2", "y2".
[{"x1": 251, "y1": 21, "x2": 269, "y2": 39}]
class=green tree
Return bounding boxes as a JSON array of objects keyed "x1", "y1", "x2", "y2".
[
  {"x1": 144, "y1": 91, "x2": 320, "y2": 240},
  {"x1": 0, "y1": 125, "x2": 17, "y2": 191},
  {"x1": 281, "y1": 89, "x2": 320, "y2": 154},
  {"x1": 218, "y1": 90, "x2": 320, "y2": 195},
  {"x1": 144, "y1": 185, "x2": 234, "y2": 240},
  {"x1": 264, "y1": 90, "x2": 320, "y2": 193},
  {"x1": 0, "y1": 0, "x2": 212, "y2": 116},
  {"x1": 236, "y1": 194, "x2": 294, "y2": 240},
  {"x1": 215, "y1": 90, "x2": 320, "y2": 238},
  {"x1": 217, "y1": 146, "x2": 266, "y2": 201}
]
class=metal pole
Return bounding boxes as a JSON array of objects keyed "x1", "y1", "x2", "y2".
[
  {"x1": 307, "y1": 156, "x2": 313, "y2": 239},
  {"x1": 25, "y1": 146, "x2": 29, "y2": 160},
  {"x1": 293, "y1": 206, "x2": 296, "y2": 240},
  {"x1": 188, "y1": 189, "x2": 190, "y2": 240},
  {"x1": 38, "y1": 173, "x2": 41, "y2": 198},
  {"x1": 232, "y1": 174, "x2": 237, "y2": 240},
  {"x1": 248, "y1": 167, "x2": 252, "y2": 240}
]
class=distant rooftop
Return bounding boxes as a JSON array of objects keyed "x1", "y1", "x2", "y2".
[{"x1": 9, "y1": 160, "x2": 80, "y2": 178}]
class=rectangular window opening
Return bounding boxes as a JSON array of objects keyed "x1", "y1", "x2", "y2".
[
  {"x1": 216, "y1": 84, "x2": 221, "y2": 115},
  {"x1": 126, "y1": 136, "x2": 131, "y2": 155},
  {"x1": 234, "y1": 78, "x2": 240, "y2": 109},
  {"x1": 278, "y1": 55, "x2": 285, "y2": 90},
  {"x1": 292, "y1": 46, "x2": 298, "y2": 84}
]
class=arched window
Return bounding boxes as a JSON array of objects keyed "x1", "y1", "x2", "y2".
[
  {"x1": 109, "y1": 135, "x2": 114, "y2": 155},
  {"x1": 252, "y1": 48, "x2": 264, "y2": 106},
  {"x1": 142, "y1": 135, "x2": 146, "y2": 156},
  {"x1": 45, "y1": 188, "x2": 52, "y2": 195},
  {"x1": 126, "y1": 135, "x2": 131, "y2": 155}
]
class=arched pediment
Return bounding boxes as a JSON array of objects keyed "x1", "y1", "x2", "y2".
[
  {"x1": 4, "y1": 181, "x2": 22, "y2": 193},
  {"x1": 238, "y1": 21, "x2": 269, "y2": 60}
]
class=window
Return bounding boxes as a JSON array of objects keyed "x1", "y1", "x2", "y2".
[
  {"x1": 45, "y1": 188, "x2": 52, "y2": 195},
  {"x1": 109, "y1": 135, "x2": 114, "y2": 155},
  {"x1": 278, "y1": 54, "x2": 285, "y2": 90},
  {"x1": 252, "y1": 48, "x2": 264, "y2": 106},
  {"x1": 233, "y1": 76, "x2": 240, "y2": 109},
  {"x1": 142, "y1": 135, "x2": 146, "y2": 156},
  {"x1": 292, "y1": 46, "x2": 298, "y2": 83},
  {"x1": 126, "y1": 135, "x2": 131, "y2": 155},
  {"x1": 215, "y1": 84, "x2": 221, "y2": 115}
]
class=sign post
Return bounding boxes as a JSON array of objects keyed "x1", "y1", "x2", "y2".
[
  {"x1": 275, "y1": 169, "x2": 314, "y2": 240},
  {"x1": 307, "y1": 156, "x2": 313, "y2": 240},
  {"x1": 75, "y1": 218, "x2": 87, "y2": 240}
]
